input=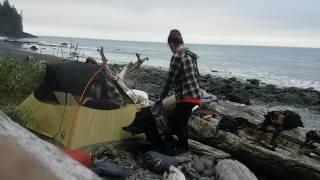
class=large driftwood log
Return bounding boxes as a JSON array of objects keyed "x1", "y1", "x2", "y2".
[
  {"x1": 0, "y1": 111, "x2": 100, "y2": 180},
  {"x1": 188, "y1": 140, "x2": 257, "y2": 180},
  {"x1": 187, "y1": 140, "x2": 257, "y2": 180},
  {"x1": 189, "y1": 100, "x2": 320, "y2": 180},
  {"x1": 0, "y1": 135, "x2": 59, "y2": 180},
  {"x1": 215, "y1": 160, "x2": 257, "y2": 180},
  {"x1": 188, "y1": 139, "x2": 230, "y2": 160}
]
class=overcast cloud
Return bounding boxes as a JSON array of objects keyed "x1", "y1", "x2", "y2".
[{"x1": 8, "y1": 0, "x2": 320, "y2": 47}]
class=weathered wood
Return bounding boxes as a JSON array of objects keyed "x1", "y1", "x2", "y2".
[
  {"x1": 204, "y1": 100, "x2": 267, "y2": 125},
  {"x1": 215, "y1": 159, "x2": 257, "y2": 180},
  {"x1": 188, "y1": 139, "x2": 230, "y2": 160},
  {"x1": 97, "y1": 47, "x2": 107, "y2": 65},
  {"x1": 188, "y1": 100, "x2": 320, "y2": 180},
  {"x1": 0, "y1": 135, "x2": 59, "y2": 180},
  {"x1": 97, "y1": 47, "x2": 113, "y2": 77},
  {"x1": 0, "y1": 111, "x2": 100, "y2": 180},
  {"x1": 117, "y1": 53, "x2": 148, "y2": 80}
]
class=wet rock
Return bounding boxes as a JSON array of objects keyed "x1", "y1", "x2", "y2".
[
  {"x1": 200, "y1": 156, "x2": 213, "y2": 168},
  {"x1": 192, "y1": 154, "x2": 200, "y2": 161},
  {"x1": 224, "y1": 77, "x2": 237, "y2": 84},
  {"x1": 202, "y1": 168, "x2": 215, "y2": 177},
  {"x1": 30, "y1": 45, "x2": 38, "y2": 51},
  {"x1": 60, "y1": 42, "x2": 68, "y2": 46},
  {"x1": 192, "y1": 161, "x2": 205, "y2": 173},
  {"x1": 247, "y1": 79, "x2": 260, "y2": 86},
  {"x1": 226, "y1": 93, "x2": 251, "y2": 105}
]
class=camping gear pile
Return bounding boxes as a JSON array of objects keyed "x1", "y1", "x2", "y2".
[{"x1": 61, "y1": 138, "x2": 221, "y2": 179}]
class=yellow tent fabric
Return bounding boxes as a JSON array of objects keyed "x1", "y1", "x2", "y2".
[{"x1": 19, "y1": 93, "x2": 138, "y2": 149}]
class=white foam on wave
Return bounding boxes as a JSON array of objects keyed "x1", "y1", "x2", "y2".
[{"x1": 203, "y1": 67, "x2": 320, "y2": 91}]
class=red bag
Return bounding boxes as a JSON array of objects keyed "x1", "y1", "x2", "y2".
[{"x1": 63, "y1": 149, "x2": 93, "y2": 168}]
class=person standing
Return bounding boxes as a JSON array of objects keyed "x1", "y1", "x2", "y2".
[{"x1": 160, "y1": 29, "x2": 202, "y2": 153}]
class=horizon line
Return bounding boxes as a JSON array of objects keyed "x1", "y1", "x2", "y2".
[{"x1": 29, "y1": 34, "x2": 320, "y2": 50}]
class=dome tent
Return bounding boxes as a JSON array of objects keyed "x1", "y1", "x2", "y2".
[{"x1": 18, "y1": 61, "x2": 138, "y2": 149}]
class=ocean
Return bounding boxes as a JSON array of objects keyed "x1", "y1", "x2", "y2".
[{"x1": 20, "y1": 36, "x2": 320, "y2": 91}]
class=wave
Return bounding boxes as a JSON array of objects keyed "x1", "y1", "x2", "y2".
[{"x1": 206, "y1": 67, "x2": 320, "y2": 91}]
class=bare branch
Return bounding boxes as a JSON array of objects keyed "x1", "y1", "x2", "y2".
[{"x1": 117, "y1": 53, "x2": 148, "y2": 79}]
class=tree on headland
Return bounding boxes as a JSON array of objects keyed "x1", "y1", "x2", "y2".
[{"x1": 0, "y1": 0, "x2": 34, "y2": 38}]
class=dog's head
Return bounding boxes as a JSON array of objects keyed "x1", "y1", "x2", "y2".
[
  {"x1": 265, "y1": 110, "x2": 303, "y2": 129},
  {"x1": 265, "y1": 111, "x2": 286, "y2": 125}
]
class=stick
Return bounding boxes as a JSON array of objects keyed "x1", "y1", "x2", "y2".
[
  {"x1": 117, "y1": 53, "x2": 148, "y2": 79},
  {"x1": 97, "y1": 47, "x2": 107, "y2": 65}
]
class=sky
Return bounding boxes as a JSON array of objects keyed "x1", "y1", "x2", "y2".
[{"x1": 7, "y1": 0, "x2": 320, "y2": 47}]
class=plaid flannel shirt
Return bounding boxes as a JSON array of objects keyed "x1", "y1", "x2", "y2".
[{"x1": 161, "y1": 48, "x2": 201, "y2": 101}]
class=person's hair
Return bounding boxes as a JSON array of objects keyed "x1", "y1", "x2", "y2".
[{"x1": 167, "y1": 29, "x2": 184, "y2": 44}]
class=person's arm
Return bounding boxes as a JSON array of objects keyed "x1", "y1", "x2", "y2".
[{"x1": 160, "y1": 54, "x2": 182, "y2": 100}]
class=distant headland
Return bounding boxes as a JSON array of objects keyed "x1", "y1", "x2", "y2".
[{"x1": 0, "y1": 0, "x2": 36, "y2": 38}]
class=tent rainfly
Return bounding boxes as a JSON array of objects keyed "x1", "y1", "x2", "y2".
[{"x1": 18, "y1": 61, "x2": 138, "y2": 149}]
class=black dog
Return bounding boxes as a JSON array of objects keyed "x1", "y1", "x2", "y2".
[
  {"x1": 301, "y1": 130, "x2": 320, "y2": 148},
  {"x1": 217, "y1": 116, "x2": 249, "y2": 134},
  {"x1": 259, "y1": 110, "x2": 304, "y2": 149}
]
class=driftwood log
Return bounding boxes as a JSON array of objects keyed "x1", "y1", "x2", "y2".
[
  {"x1": 0, "y1": 111, "x2": 100, "y2": 180},
  {"x1": 188, "y1": 139, "x2": 230, "y2": 160},
  {"x1": 189, "y1": 100, "x2": 320, "y2": 180},
  {"x1": 117, "y1": 53, "x2": 148, "y2": 80},
  {"x1": 188, "y1": 140, "x2": 257, "y2": 180}
]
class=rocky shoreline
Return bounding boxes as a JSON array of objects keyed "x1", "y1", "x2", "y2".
[
  {"x1": 2, "y1": 38, "x2": 320, "y2": 114},
  {"x1": 1, "y1": 38, "x2": 319, "y2": 114},
  {"x1": 123, "y1": 65, "x2": 320, "y2": 130},
  {"x1": 124, "y1": 65, "x2": 320, "y2": 112}
]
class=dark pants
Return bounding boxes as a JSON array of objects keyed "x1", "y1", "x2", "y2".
[{"x1": 169, "y1": 102, "x2": 196, "y2": 150}]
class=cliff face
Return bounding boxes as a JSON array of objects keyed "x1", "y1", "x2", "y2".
[{"x1": 0, "y1": 0, "x2": 36, "y2": 38}]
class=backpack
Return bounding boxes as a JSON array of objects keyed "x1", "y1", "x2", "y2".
[{"x1": 123, "y1": 102, "x2": 177, "y2": 155}]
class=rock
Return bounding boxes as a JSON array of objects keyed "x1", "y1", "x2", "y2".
[
  {"x1": 192, "y1": 161, "x2": 205, "y2": 173},
  {"x1": 200, "y1": 156, "x2": 214, "y2": 168},
  {"x1": 226, "y1": 93, "x2": 251, "y2": 105},
  {"x1": 181, "y1": 165, "x2": 201, "y2": 180},
  {"x1": 247, "y1": 79, "x2": 260, "y2": 86},
  {"x1": 204, "y1": 74, "x2": 212, "y2": 79},
  {"x1": 200, "y1": 177, "x2": 212, "y2": 180},
  {"x1": 30, "y1": 45, "x2": 38, "y2": 51},
  {"x1": 61, "y1": 42, "x2": 68, "y2": 46},
  {"x1": 192, "y1": 154, "x2": 200, "y2": 161},
  {"x1": 202, "y1": 168, "x2": 215, "y2": 177},
  {"x1": 215, "y1": 160, "x2": 257, "y2": 180}
]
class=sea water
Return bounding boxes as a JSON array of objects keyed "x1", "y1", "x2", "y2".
[{"x1": 20, "y1": 36, "x2": 320, "y2": 91}]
